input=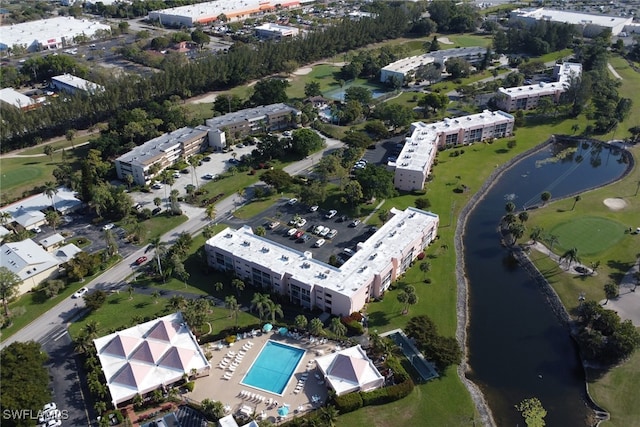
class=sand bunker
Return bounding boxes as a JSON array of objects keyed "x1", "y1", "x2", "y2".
[
  {"x1": 603, "y1": 198, "x2": 627, "y2": 211},
  {"x1": 293, "y1": 67, "x2": 313, "y2": 76},
  {"x1": 437, "y1": 37, "x2": 454, "y2": 45}
]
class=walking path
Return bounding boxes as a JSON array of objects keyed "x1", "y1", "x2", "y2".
[
  {"x1": 608, "y1": 62, "x2": 623, "y2": 80},
  {"x1": 530, "y1": 241, "x2": 640, "y2": 326}
]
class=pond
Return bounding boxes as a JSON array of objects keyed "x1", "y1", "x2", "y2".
[{"x1": 464, "y1": 138, "x2": 630, "y2": 426}]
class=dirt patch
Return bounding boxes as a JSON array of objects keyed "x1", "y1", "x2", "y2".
[
  {"x1": 603, "y1": 198, "x2": 627, "y2": 211},
  {"x1": 438, "y1": 37, "x2": 454, "y2": 45},
  {"x1": 293, "y1": 67, "x2": 313, "y2": 76}
]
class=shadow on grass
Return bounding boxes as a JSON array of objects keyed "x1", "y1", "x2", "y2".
[
  {"x1": 134, "y1": 302, "x2": 149, "y2": 309},
  {"x1": 367, "y1": 310, "x2": 390, "y2": 327}
]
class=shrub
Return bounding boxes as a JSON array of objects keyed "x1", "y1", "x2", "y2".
[
  {"x1": 184, "y1": 381, "x2": 195, "y2": 392},
  {"x1": 334, "y1": 391, "x2": 363, "y2": 414},
  {"x1": 360, "y1": 388, "x2": 391, "y2": 406}
]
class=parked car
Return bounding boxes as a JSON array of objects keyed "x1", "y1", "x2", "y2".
[
  {"x1": 42, "y1": 403, "x2": 57, "y2": 412},
  {"x1": 267, "y1": 221, "x2": 280, "y2": 230},
  {"x1": 203, "y1": 173, "x2": 216, "y2": 180},
  {"x1": 73, "y1": 287, "x2": 88, "y2": 299},
  {"x1": 314, "y1": 238, "x2": 326, "y2": 248},
  {"x1": 236, "y1": 143, "x2": 245, "y2": 148},
  {"x1": 295, "y1": 218, "x2": 307, "y2": 227},
  {"x1": 294, "y1": 230, "x2": 304, "y2": 239},
  {"x1": 337, "y1": 215, "x2": 348, "y2": 223},
  {"x1": 314, "y1": 225, "x2": 327, "y2": 235},
  {"x1": 180, "y1": 168, "x2": 189, "y2": 174},
  {"x1": 152, "y1": 182, "x2": 163, "y2": 189},
  {"x1": 135, "y1": 256, "x2": 148, "y2": 265},
  {"x1": 287, "y1": 228, "x2": 298, "y2": 237},
  {"x1": 319, "y1": 227, "x2": 330, "y2": 237},
  {"x1": 39, "y1": 409, "x2": 61, "y2": 424},
  {"x1": 325, "y1": 209, "x2": 337, "y2": 219},
  {"x1": 43, "y1": 420, "x2": 62, "y2": 427},
  {"x1": 342, "y1": 248, "x2": 355, "y2": 257},
  {"x1": 350, "y1": 219, "x2": 361, "y2": 227},
  {"x1": 152, "y1": 207, "x2": 162, "y2": 215},
  {"x1": 102, "y1": 223, "x2": 115, "y2": 231},
  {"x1": 172, "y1": 172, "x2": 181, "y2": 179},
  {"x1": 287, "y1": 198, "x2": 298, "y2": 205},
  {"x1": 297, "y1": 234, "x2": 311, "y2": 243},
  {"x1": 203, "y1": 156, "x2": 211, "y2": 162},
  {"x1": 326, "y1": 229, "x2": 338, "y2": 239},
  {"x1": 309, "y1": 205, "x2": 319, "y2": 212},
  {"x1": 32, "y1": 226, "x2": 42, "y2": 233}
]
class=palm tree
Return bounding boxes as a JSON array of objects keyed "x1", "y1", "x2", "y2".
[
  {"x1": 168, "y1": 295, "x2": 186, "y2": 310},
  {"x1": 530, "y1": 226, "x2": 543, "y2": 244},
  {"x1": 560, "y1": 247, "x2": 580, "y2": 268},
  {"x1": 214, "y1": 281, "x2": 223, "y2": 292},
  {"x1": 151, "y1": 290, "x2": 160, "y2": 304},
  {"x1": 44, "y1": 145, "x2": 55, "y2": 161},
  {"x1": 397, "y1": 291, "x2": 408, "y2": 314},
  {"x1": 231, "y1": 278, "x2": 245, "y2": 297},
  {"x1": 225, "y1": 295, "x2": 240, "y2": 327},
  {"x1": 74, "y1": 333, "x2": 94, "y2": 354},
  {"x1": 419, "y1": 261, "x2": 431, "y2": 281},
  {"x1": 206, "y1": 204, "x2": 217, "y2": 220},
  {"x1": 45, "y1": 210, "x2": 61, "y2": 232},
  {"x1": 540, "y1": 191, "x2": 551, "y2": 206},
  {"x1": 0, "y1": 211, "x2": 12, "y2": 226},
  {"x1": 294, "y1": 314, "x2": 308, "y2": 331},
  {"x1": 569, "y1": 195, "x2": 582, "y2": 211},
  {"x1": 83, "y1": 320, "x2": 100, "y2": 339},
  {"x1": 547, "y1": 234, "x2": 559, "y2": 251},
  {"x1": 149, "y1": 236, "x2": 167, "y2": 279},
  {"x1": 251, "y1": 293, "x2": 271, "y2": 321},
  {"x1": 189, "y1": 154, "x2": 203, "y2": 189},
  {"x1": 43, "y1": 181, "x2": 58, "y2": 211},
  {"x1": 505, "y1": 202, "x2": 516, "y2": 213},
  {"x1": 319, "y1": 405, "x2": 339, "y2": 427},
  {"x1": 604, "y1": 282, "x2": 619, "y2": 303},
  {"x1": 266, "y1": 301, "x2": 283, "y2": 324},
  {"x1": 329, "y1": 317, "x2": 347, "y2": 338},
  {"x1": 518, "y1": 211, "x2": 529, "y2": 224},
  {"x1": 128, "y1": 285, "x2": 134, "y2": 300},
  {"x1": 508, "y1": 222, "x2": 525, "y2": 245},
  {"x1": 309, "y1": 318, "x2": 324, "y2": 336}
]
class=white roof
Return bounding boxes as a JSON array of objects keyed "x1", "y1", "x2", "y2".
[
  {"x1": 207, "y1": 207, "x2": 438, "y2": 298},
  {"x1": 512, "y1": 8, "x2": 631, "y2": 28},
  {"x1": 315, "y1": 345, "x2": 384, "y2": 396},
  {"x1": 52, "y1": 74, "x2": 104, "y2": 93},
  {"x1": 218, "y1": 414, "x2": 239, "y2": 427},
  {"x1": 394, "y1": 110, "x2": 514, "y2": 173},
  {"x1": 149, "y1": 0, "x2": 304, "y2": 22},
  {"x1": 0, "y1": 88, "x2": 36, "y2": 109},
  {"x1": 0, "y1": 226, "x2": 10, "y2": 238},
  {"x1": 12, "y1": 210, "x2": 45, "y2": 229},
  {"x1": 0, "y1": 239, "x2": 60, "y2": 281},
  {"x1": 205, "y1": 103, "x2": 300, "y2": 131},
  {"x1": 255, "y1": 23, "x2": 299, "y2": 35},
  {"x1": 39, "y1": 233, "x2": 65, "y2": 248},
  {"x1": 94, "y1": 312, "x2": 210, "y2": 407},
  {"x1": 0, "y1": 186, "x2": 81, "y2": 220},
  {"x1": 0, "y1": 17, "x2": 111, "y2": 49},
  {"x1": 498, "y1": 62, "x2": 582, "y2": 100},
  {"x1": 381, "y1": 54, "x2": 435, "y2": 75},
  {"x1": 53, "y1": 243, "x2": 82, "y2": 263}
]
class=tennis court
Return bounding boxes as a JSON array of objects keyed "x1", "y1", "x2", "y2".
[{"x1": 380, "y1": 329, "x2": 439, "y2": 382}]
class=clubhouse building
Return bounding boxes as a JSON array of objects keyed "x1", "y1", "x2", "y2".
[
  {"x1": 389, "y1": 110, "x2": 514, "y2": 192},
  {"x1": 205, "y1": 207, "x2": 439, "y2": 316}
]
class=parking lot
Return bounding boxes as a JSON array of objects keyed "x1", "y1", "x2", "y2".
[{"x1": 234, "y1": 199, "x2": 377, "y2": 265}]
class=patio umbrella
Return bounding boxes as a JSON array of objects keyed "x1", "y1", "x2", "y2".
[
  {"x1": 279, "y1": 327, "x2": 288, "y2": 336},
  {"x1": 277, "y1": 405, "x2": 290, "y2": 417},
  {"x1": 263, "y1": 323, "x2": 273, "y2": 332}
]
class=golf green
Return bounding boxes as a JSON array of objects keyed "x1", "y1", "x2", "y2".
[
  {"x1": 549, "y1": 216, "x2": 628, "y2": 256},
  {"x1": 1, "y1": 165, "x2": 44, "y2": 189}
]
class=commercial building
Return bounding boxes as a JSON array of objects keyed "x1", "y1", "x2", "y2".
[
  {"x1": 0, "y1": 88, "x2": 37, "y2": 110},
  {"x1": 148, "y1": 0, "x2": 307, "y2": 27},
  {"x1": 509, "y1": 8, "x2": 632, "y2": 38},
  {"x1": 205, "y1": 207, "x2": 439, "y2": 316},
  {"x1": 0, "y1": 239, "x2": 60, "y2": 295},
  {"x1": 496, "y1": 62, "x2": 582, "y2": 112},
  {"x1": 205, "y1": 103, "x2": 301, "y2": 151},
  {"x1": 390, "y1": 110, "x2": 514, "y2": 191},
  {"x1": 115, "y1": 126, "x2": 210, "y2": 186},
  {"x1": 255, "y1": 23, "x2": 300, "y2": 40},
  {"x1": 51, "y1": 74, "x2": 104, "y2": 95},
  {"x1": 93, "y1": 312, "x2": 210, "y2": 407},
  {"x1": 379, "y1": 47, "x2": 487, "y2": 83},
  {"x1": 0, "y1": 16, "x2": 111, "y2": 52}
]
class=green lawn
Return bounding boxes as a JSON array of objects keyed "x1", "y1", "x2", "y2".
[
  {"x1": 142, "y1": 213, "x2": 189, "y2": 243},
  {"x1": 549, "y1": 216, "x2": 628, "y2": 256},
  {"x1": 18, "y1": 133, "x2": 96, "y2": 155},
  {"x1": 608, "y1": 55, "x2": 640, "y2": 139}
]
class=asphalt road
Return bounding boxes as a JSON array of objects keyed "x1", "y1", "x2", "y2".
[{"x1": 0, "y1": 131, "x2": 343, "y2": 350}]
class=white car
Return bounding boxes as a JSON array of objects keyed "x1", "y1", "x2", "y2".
[
  {"x1": 172, "y1": 172, "x2": 181, "y2": 179},
  {"x1": 325, "y1": 210, "x2": 337, "y2": 219},
  {"x1": 39, "y1": 409, "x2": 61, "y2": 424},
  {"x1": 309, "y1": 205, "x2": 319, "y2": 212},
  {"x1": 295, "y1": 218, "x2": 307, "y2": 227},
  {"x1": 327, "y1": 229, "x2": 338, "y2": 239},
  {"x1": 43, "y1": 420, "x2": 62, "y2": 427},
  {"x1": 267, "y1": 221, "x2": 279, "y2": 230},
  {"x1": 102, "y1": 223, "x2": 115, "y2": 231},
  {"x1": 287, "y1": 228, "x2": 298, "y2": 237},
  {"x1": 314, "y1": 239, "x2": 326, "y2": 248},
  {"x1": 287, "y1": 198, "x2": 298, "y2": 205},
  {"x1": 314, "y1": 225, "x2": 326, "y2": 235},
  {"x1": 319, "y1": 227, "x2": 330, "y2": 237},
  {"x1": 32, "y1": 227, "x2": 42, "y2": 233},
  {"x1": 152, "y1": 182, "x2": 163, "y2": 189},
  {"x1": 203, "y1": 173, "x2": 216, "y2": 180},
  {"x1": 42, "y1": 403, "x2": 57, "y2": 412},
  {"x1": 73, "y1": 287, "x2": 89, "y2": 299}
]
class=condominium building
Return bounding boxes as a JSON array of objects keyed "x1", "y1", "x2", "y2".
[
  {"x1": 496, "y1": 62, "x2": 582, "y2": 112},
  {"x1": 379, "y1": 47, "x2": 487, "y2": 83},
  {"x1": 205, "y1": 103, "x2": 301, "y2": 150},
  {"x1": 205, "y1": 207, "x2": 439, "y2": 316},
  {"x1": 51, "y1": 74, "x2": 104, "y2": 95},
  {"x1": 509, "y1": 8, "x2": 632, "y2": 38},
  {"x1": 115, "y1": 126, "x2": 210, "y2": 186},
  {"x1": 390, "y1": 110, "x2": 514, "y2": 192},
  {"x1": 255, "y1": 23, "x2": 300, "y2": 40}
]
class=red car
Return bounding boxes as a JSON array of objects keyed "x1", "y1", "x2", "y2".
[
  {"x1": 135, "y1": 256, "x2": 148, "y2": 265},
  {"x1": 294, "y1": 230, "x2": 304, "y2": 239}
]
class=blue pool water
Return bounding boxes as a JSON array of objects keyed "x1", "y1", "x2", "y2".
[{"x1": 241, "y1": 341, "x2": 305, "y2": 395}]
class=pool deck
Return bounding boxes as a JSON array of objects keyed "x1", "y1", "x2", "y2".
[{"x1": 186, "y1": 331, "x2": 337, "y2": 422}]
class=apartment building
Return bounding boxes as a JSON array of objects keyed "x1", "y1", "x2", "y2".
[
  {"x1": 205, "y1": 207, "x2": 439, "y2": 316},
  {"x1": 496, "y1": 63, "x2": 582, "y2": 112},
  {"x1": 390, "y1": 110, "x2": 514, "y2": 192},
  {"x1": 205, "y1": 103, "x2": 301, "y2": 150},
  {"x1": 114, "y1": 126, "x2": 210, "y2": 186}
]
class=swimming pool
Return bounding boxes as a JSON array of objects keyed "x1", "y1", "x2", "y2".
[{"x1": 241, "y1": 341, "x2": 305, "y2": 395}]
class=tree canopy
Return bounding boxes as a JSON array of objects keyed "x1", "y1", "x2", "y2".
[{"x1": 405, "y1": 315, "x2": 462, "y2": 372}]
